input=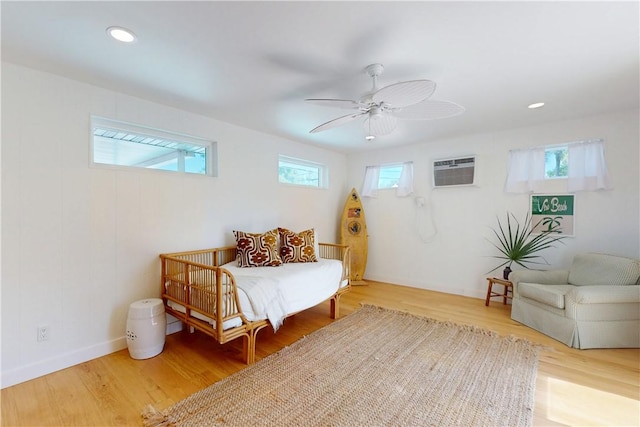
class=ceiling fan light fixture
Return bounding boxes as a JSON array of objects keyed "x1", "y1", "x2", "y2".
[
  {"x1": 365, "y1": 113, "x2": 398, "y2": 136},
  {"x1": 369, "y1": 106, "x2": 383, "y2": 119}
]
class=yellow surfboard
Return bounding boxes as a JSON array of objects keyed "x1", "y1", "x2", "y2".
[{"x1": 340, "y1": 188, "x2": 368, "y2": 285}]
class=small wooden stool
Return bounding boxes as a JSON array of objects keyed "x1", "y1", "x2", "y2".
[{"x1": 485, "y1": 277, "x2": 513, "y2": 306}]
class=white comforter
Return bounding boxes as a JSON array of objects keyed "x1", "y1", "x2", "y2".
[{"x1": 168, "y1": 258, "x2": 346, "y2": 331}]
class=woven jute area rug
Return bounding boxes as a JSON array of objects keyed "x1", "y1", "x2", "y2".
[{"x1": 143, "y1": 305, "x2": 540, "y2": 427}]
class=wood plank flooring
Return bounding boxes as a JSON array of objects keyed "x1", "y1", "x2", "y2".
[{"x1": 2, "y1": 281, "x2": 639, "y2": 426}]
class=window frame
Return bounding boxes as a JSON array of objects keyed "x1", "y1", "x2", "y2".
[
  {"x1": 278, "y1": 155, "x2": 328, "y2": 189},
  {"x1": 90, "y1": 116, "x2": 217, "y2": 177}
]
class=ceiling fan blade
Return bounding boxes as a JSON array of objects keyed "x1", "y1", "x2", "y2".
[
  {"x1": 363, "y1": 113, "x2": 398, "y2": 136},
  {"x1": 372, "y1": 80, "x2": 436, "y2": 108},
  {"x1": 305, "y1": 99, "x2": 362, "y2": 109},
  {"x1": 309, "y1": 112, "x2": 367, "y2": 133},
  {"x1": 393, "y1": 100, "x2": 466, "y2": 120}
]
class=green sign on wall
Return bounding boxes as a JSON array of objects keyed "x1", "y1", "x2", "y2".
[{"x1": 531, "y1": 194, "x2": 575, "y2": 236}]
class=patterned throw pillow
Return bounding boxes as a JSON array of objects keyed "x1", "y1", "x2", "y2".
[
  {"x1": 278, "y1": 228, "x2": 318, "y2": 263},
  {"x1": 233, "y1": 229, "x2": 283, "y2": 267}
]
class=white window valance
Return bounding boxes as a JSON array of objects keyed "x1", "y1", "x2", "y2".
[
  {"x1": 567, "y1": 140, "x2": 612, "y2": 191},
  {"x1": 504, "y1": 147, "x2": 546, "y2": 193},
  {"x1": 504, "y1": 139, "x2": 611, "y2": 193},
  {"x1": 362, "y1": 162, "x2": 414, "y2": 198},
  {"x1": 397, "y1": 162, "x2": 414, "y2": 197},
  {"x1": 362, "y1": 166, "x2": 380, "y2": 198}
]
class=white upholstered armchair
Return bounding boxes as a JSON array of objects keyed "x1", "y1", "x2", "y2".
[{"x1": 510, "y1": 253, "x2": 640, "y2": 349}]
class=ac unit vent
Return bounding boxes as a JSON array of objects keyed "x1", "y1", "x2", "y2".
[{"x1": 433, "y1": 156, "x2": 476, "y2": 187}]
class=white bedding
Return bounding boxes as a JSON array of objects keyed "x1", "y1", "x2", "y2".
[
  {"x1": 167, "y1": 258, "x2": 346, "y2": 331},
  {"x1": 231, "y1": 275, "x2": 287, "y2": 330}
]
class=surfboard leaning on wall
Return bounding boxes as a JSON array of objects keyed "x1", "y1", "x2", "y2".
[{"x1": 340, "y1": 188, "x2": 368, "y2": 285}]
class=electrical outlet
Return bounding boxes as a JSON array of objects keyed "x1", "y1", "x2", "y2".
[{"x1": 37, "y1": 325, "x2": 49, "y2": 342}]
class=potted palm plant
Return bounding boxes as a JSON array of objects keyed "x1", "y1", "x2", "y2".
[{"x1": 487, "y1": 212, "x2": 567, "y2": 279}]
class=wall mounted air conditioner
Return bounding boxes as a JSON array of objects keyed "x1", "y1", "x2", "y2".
[{"x1": 433, "y1": 156, "x2": 476, "y2": 188}]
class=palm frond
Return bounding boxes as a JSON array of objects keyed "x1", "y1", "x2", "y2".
[{"x1": 486, "y1": 211, "x2": 567, "y2": 274}]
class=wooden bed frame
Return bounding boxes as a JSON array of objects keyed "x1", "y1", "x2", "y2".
[{"x1": 160, "y1": 243, "x2": 351, "y2": 364}]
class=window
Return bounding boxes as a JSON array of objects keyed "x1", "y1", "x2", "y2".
[
  {"x1": 505, "y1": 139, "x2": 610, "y2": 193},
  {"x1": 544, "y1": 146, "x2": 568, "y2": 178},
  {"x1": 362, "y1": 162, "x2": 414, "y2": 197},
  {"x1": 378, "y1": 164, "x2": 404, "y2": 189},
  {"x1": 278, "y1": 155, "x2": 327, "y2": 188},
  {"x1": 91, "y1": 116, "x2": 216, "y2": 176}
]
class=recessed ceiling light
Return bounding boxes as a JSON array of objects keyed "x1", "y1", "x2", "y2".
[
  {"x1": 107, "y1": 26, "x2": 136, "y2": 43},
  {"x1": 528, "y1": 102, "x2": 545, "y2": 109}
]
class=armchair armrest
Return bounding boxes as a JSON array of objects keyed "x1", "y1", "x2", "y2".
[
  {"x1": 567, "y1": 285, "x2": 640, "y2": 304},
  {"x1": 510, "y1": 269, "x2": 570, "y2": 296}
]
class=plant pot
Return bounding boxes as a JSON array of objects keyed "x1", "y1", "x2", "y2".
[{"x1": 503, "y1": 266, "x2": 512, "y2": 280}]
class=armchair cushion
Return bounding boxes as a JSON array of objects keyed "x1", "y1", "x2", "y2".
[
  {"x1": 510, "y1": 270, "x2": 569, "y2": 295},
  {"x1": 518, "y1": 283, "x2": 574, "y2": 309},
  {"x1": 568, "y1": 253, "x2": 640, "y2": 286}
]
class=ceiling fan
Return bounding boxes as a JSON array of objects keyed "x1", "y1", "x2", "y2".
[{"x1": 305, "y1": 63, "x2": 465, "y2": 141}]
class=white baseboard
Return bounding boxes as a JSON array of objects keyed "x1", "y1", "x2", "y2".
[
  {"x1": 2, "y1": 314, "x2": 186, "y2": 389},
  {"x1": 1, "y1": 337, "x2": 128, "y2": 389},
  {"x1": 364, "y1": 274, "x2": 486, "y2": 300}
]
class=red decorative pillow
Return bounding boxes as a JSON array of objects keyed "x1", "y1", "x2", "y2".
[
  {"x1": 233, "y1": 229, "x2": 282, "y2": 267},
  {"x1": 278, "y1": 228, "x2": 318, "y2": 263}
]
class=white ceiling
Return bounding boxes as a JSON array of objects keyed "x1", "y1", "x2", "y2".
[{"x1": 2, "y1": 1, "x2": 638, "y2": 153}]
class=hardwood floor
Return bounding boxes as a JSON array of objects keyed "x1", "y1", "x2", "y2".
[{"x1": 2, "y1": 281, "x2": 639, "y2": 426}]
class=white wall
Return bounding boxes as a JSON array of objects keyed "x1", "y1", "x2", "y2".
[
  {"x1": 346, "y1": 109, "x2": 640, "y2": 298},
  {"x1": 1, "y1": 62, "x2": 348, "y2": 387},
  {"x1": 3, "y1": 61, "x2": 638, "y2": 388}
]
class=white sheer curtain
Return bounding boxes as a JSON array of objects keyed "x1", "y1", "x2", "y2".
[
  {"x1": 504, "y1": 147, "x2": 546, "y2": 193},
  {"x1": 361, "y1": 166, "x2": 380, "y2": 198},
  {"x1": 361, "y1": 162, "x2": 414, "y2": 197},
  {"x1": 396, "y1": 162, "x2": 414, "y2": 197},
  {"x1": 567, "y1": 139, "x2": 612, "y2": 191}
]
